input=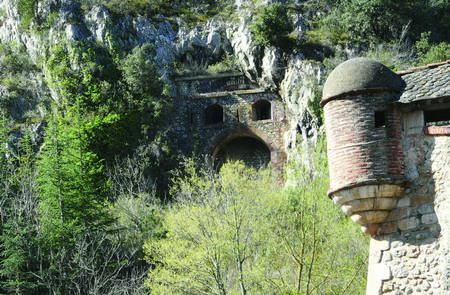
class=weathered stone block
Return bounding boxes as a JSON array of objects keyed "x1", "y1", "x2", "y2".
[
  {"x1": 411, "y1": 194, "x2": 434, "y2": 206},
  {"x1": 395, "y1": 266, "x2": 409, "y2": 278},
  {"x1": 386, "y1": 208, "x2": 409, "y2": 222},
  {"x1": 379, "y1": 221, "x2": 398, "y2": 234},
  {"x1": 407, "y1": 246, "x2": 420, "y2": 258},
  {"x1": 421, "y1": 213, "x2": 438, "y2": 225},
  {"x1": 398, "y1": 217, "x2": 420, "y2": 231},
  {"x1": 393, "y1": 248, "x2": 407, "y2": 258},
  {"x1": 417, "y1": 204, "x2": 435, "y2": 215},
  {"x1": 396, "y1": 196, "x2": 411, "y2": 208},
  {"x1": 377, "y1": 263, "x2": 393, "y2": 280}
]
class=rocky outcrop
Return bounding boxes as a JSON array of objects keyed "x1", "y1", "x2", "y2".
[{"x1": 0, "y1": 0, "x2": 325, "y2": 155}]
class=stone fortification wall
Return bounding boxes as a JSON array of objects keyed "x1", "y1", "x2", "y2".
[
  {"x1": 170, "y1": 74, "x2": 288, "y2": 169},
  {"x1": 367, "y1": 110, "x2": 450, "y2": 295},
  {"x1": 174, "y1": 73, "x2": 255, "y2": 97},
  {"x1": 321, "y1": 58, "x2": 449, "y2": 295}
]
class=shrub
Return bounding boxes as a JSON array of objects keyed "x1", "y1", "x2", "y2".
[
  {"x1": 207, "y1": 53, "x2": 240, "y2": 74},
  {"x1": 17, "y1": 0, "x2": 37, "y2": 28},
  {"x1": 144, "y1": 142, "x2": 369, "y2": 294},
  {"x1": 415, "y1": 32, "x2": 450, "y2": 66},
  {"x1": 251, "y1": 2, "x2": 294, "y2": 47}
]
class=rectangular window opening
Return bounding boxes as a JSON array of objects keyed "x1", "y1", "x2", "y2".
[
  {"x1": 189, "y1": 113, "x2": 195, "y2": 126},
  {"x1": 424, "y1": 108, "x2": 450, "y2": 126},
  {"x1": 375, "y1": 111, "x2": 387, "y2": 128}
]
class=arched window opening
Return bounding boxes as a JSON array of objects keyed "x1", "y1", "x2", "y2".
[
  {"x1": 253, "y1": 100, "x2": 271, "y2": 121},
  {"x1": 205, "y1": 104, "x2": 223, "y2": 125}
]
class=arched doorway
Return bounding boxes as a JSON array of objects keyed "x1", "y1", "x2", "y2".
[{"x1": 213, "y1": 136, "x2": 271, "y2": 171}]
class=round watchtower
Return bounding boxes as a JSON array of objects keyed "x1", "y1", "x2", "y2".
[{"x1": 320, "y1": 58, "x2": 405, "y2": 235}]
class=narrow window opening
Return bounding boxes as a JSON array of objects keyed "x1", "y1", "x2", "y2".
[
  {"x1": 253, "y1": 100, "x2": 271, "y2": 121},
  {"x1": 375, "y1": 111, "x2": 386, "y2": 128},
  {"x1": 205, "y1": 104, "x2": 223, "y2": 125},
  {"x1": 424, "y1": 108, "x2": 450, "y2": 126},
  {"x1": 189, "y1": 113, "x2": 195, "y2": 126}
]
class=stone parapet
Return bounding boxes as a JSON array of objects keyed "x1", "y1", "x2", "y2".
[{"x1": 174, "y1": 73, "x2": 256, "y2": 98}]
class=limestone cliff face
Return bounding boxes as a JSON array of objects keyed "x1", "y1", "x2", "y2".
[{"x1": 0, "y1": 0, "x2": 324, "y2": 154}]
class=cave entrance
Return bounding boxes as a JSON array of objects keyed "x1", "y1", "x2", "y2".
[{"x1": 213, "y1": 136, "x2": 271, "y2": 171}]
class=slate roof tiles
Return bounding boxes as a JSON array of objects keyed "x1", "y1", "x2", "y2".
[{"x1": 397, "y1": 60, "x2": 450, "y2": 103}]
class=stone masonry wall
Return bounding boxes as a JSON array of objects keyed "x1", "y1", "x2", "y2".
[
  {"x1": 367, "y1": 110, "x2": 450, "y2": 295},
  {"x1": 170, "y1": 74, "x2": 288, "y2": 169}
]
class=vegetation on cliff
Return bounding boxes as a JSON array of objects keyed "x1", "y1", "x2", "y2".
[
  {"x1": 0, "y1": 0, "x2": 449, "y2": 294},
  {"x1": 302, "y1": 0, "x2": 450, "y2": 68}
]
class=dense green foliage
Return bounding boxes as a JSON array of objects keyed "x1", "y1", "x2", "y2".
[
  {"x1": 3, "y1": 0, "x2": 449, "y2": 293},
  {"x1": 144, "y1": 144, "x2": 369, "y2": 294},
  {"x1": 305, "y1": 0, "x2": 450, "y2": 66},
  {"x1": 0, "y1": 42, "x2": 41, "y2": 123},
  {"x1": 0, "y1": 34, "x2": 171, "y2": 293},
  {"x1": 17, "y1": 0, "x2": 38, "y2": 28},
  {"x1": 251, "y1": 2, "x2": 294, "y2": 47},
  {"x1": 415, "y1": 32, "x2": 450, "y2": 65},
  {"x1": 207, "y1": 53, "x2": 241, "y2": 74},
  {"x1": 306, "y1": 0, "x2": 450, "y2": 44}
]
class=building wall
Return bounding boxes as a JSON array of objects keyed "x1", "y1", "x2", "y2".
[
  {"x1": 367, "y1": 110, "x2": 450, "y2": 295},
  {"x1": 170, "y1": 74, "x2": 288, "y2": 170}
]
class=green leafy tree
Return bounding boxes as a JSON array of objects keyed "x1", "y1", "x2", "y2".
[
  {"x1": 45, "y1": 41, "x2": 169, "y2": 166},
  {"x1": 144, "y1": 143, "x2": 369, "y2": 294},
  {"x1": 306, "y1": 0, "x2": 450, "y2": 45},
  {"x1": 38, "y1": 44, "x2": 117, "y2": 290},
  {"x1": 120, "y1": 43, "x2": 164, "y2": 109},
  {"x1": 415, "y1": 32, "x2": 450, "y2": 65},
  {"x1": 341, "y1": 0, "x2": 409, "y2": 41},
  {"x1": 0, "y1": 132, "x2": 45, "y2": 294},
  {"x1": 36, "y1": 104, "x2": 116, "y2": 293},
  {"x1": 38, "y1": 108, "x2": 111, "y2": 243},
  {"x1": 17, "y1": 0, "x2": 38, "y2": 28},
  {"x1": 251, "y1": 2, "x2": 294, "y2": 47},
  {"x1": 27, "y1": 38, "x2": 171, "y2": 293},
  {"x1": 275, "y1": 140, "x2": 368, "y2": 294},
  {"x1": 145, "y1": 160, "x2": 279, "y2": 294}
]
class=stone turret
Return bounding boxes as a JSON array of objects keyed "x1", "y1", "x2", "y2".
[{"x1": 320, "y1": 58, "x2": 406, "y2": 235}]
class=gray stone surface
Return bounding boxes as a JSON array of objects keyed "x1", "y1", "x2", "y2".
[
  {"x1": 398, "y1": 62, "x2": 450, "y2": 104},
  {"x1": 321, "y1": 58, "x2": 405, "y2": 103}
]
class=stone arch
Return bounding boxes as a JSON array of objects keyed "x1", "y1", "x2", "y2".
[
  {"x1": 252, "y1": 99, "x2": 271, "y2": 121},
  {"x1": 212, "y1": 133, "x2": 271, "y2": 171},
  {"x1": 205, "y1": 104, "x2": 223, "y2": 125}
]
